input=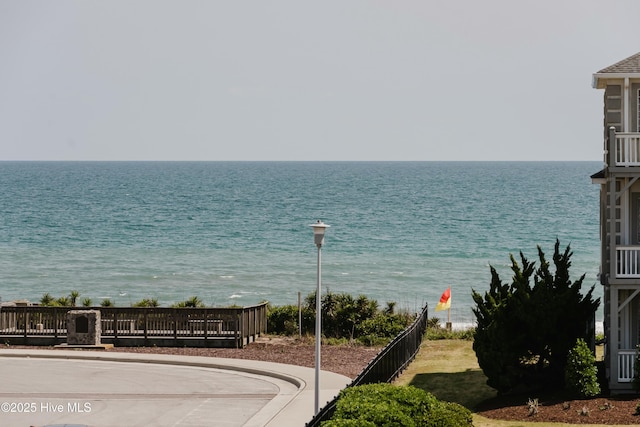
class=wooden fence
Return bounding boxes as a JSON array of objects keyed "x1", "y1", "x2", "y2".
[
  {"x1": 305, "y1": 303, "x2": 430, "y2": 426},
  {"x1": 0, "y1": 303, "x2": 267, "y2": 348}
]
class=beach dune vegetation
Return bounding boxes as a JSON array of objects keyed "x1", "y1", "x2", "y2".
[
  {"x1": 100, "y1": 298, "x2": 113, "y2": 307},
  {"x1": 267, "y1": 291, "x2": 413, "y2": 345},
  {"x1": 39, "y1": 291, "x2": 83, "y2": 307},
  {"x1": 133, "y1": 298, "x2": 160, "y2": 308},
  {"x1": 171, "y1": 296, "x2": 205, "y2": 308}
]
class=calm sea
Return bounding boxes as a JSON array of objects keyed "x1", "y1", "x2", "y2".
[{"x1": 0, "y1": 161, "x2": 602, "y2": 323}]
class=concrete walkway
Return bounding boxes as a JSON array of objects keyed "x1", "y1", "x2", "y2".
[{"x1": 0, "y1": 349, "x2": 351, "y2": 427}]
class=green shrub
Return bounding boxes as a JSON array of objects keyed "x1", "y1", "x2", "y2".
[
  {"x1": 267, "y1": 304, "x2": 316, "y2": 336},
  {"x1": 322, "y1": 420, "x2": 376, "y2": 427},
  {"x1": 565, "y1": 338, "x2": 600, "y2": 397},
  {"x1": 426, "y1": 401, "x2": 473, "y2": 427},
  {"x1": 331, "y1": 383, "x2": 430, "y2": 427},
  {"x1": 357, "y1": 313, "x2": 411, "y2": 339},
  {"x1": 472, "y1": 240, "x2": 600, "y2": 394},
  {"x1": 312, "y1": 292, "x2": 378, "y2": 340},
  {"x1": 327, "y1": 383, "x2": 472, "y2": 427},
  {"x1": 268, "y1": 291, "x2": 414, "y2": 345},
  {"x1": 267, "y1": 305, "x2": 301, "y2": 335}
]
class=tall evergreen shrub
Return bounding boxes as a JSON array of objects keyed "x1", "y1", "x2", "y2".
[{"x1": 472, "y1": 240, "x2": 600, "y2": 394}]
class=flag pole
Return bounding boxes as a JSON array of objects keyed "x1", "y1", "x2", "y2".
[
  {"x1": 436, "y1": 286, "x2": 452, "y2": 330},
  {"x1": 446, "y1": 287, "x2": 452, "y2": 331}
]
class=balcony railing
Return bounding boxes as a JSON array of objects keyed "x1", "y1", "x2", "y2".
[
  {"x1": 614, "y1": 133, "x2": 640, "y2": 166},
  {"x1": 616, "y1": 246, "x2": 640, "y2": 278},
  {"x1": 619, "y1": 350, "x2": 636, "y2": 382}
]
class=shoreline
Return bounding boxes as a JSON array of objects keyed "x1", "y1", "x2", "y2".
[{"x1": 442, "y1": 321, "x2": 605, "y2": 335}]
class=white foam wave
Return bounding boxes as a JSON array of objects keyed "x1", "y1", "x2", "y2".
[{"x1": 445, "y1": 321, "x2": 604, "y2": 334}]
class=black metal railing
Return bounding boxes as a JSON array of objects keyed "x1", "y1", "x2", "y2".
[{"x1": 306, "y1": 303, "x2": 429, "y2": 426}]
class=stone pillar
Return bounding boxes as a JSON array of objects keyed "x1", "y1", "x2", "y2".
[{"x1": 67, "y1": 310, "x2": 101, "y2": 346}]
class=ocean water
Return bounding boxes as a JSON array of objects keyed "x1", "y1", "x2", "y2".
[{"x1": 0, "y1": 161, "x2": 602, "y2": 323}]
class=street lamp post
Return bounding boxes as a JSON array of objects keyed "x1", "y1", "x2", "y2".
[{"x1": 310, "y1": 220, "x2": 329, "y2": 415}]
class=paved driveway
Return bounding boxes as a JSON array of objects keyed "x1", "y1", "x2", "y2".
[{"x1": 0, "y1": 350, "x2": 351, "y2": 427}]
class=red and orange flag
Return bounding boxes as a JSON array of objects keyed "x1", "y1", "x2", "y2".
[{"x1": 435, "y1": 287, "x2": 451, "y2": 312}]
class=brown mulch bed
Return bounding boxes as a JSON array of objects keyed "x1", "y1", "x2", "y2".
[
  {"x1": 5, "y1": 336, "x2": 380, "y2": 379},
  {"x1": 107, "y1": 336, "x2": 381, "y2": 379},
  {"x1": 476, "y1": 390, "x2": 640, "y2": 425}
]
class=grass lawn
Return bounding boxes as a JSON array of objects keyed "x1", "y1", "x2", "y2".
[{"x1": 394, "y1": 339, "x2": 629, "y2": 427}]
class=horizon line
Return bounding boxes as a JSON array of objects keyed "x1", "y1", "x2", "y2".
[{"x1": 0, "y1": 159, "x2": 602, "y2": 163}]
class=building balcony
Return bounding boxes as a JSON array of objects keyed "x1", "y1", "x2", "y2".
[
  {"x1": 612, "y1": 133, "x2": 640, "y2": 167},
  {"x1": 619, "y1": 350, "x2": 636, "y2": 383},
  {"x1": 617, "y1": 246, "x2": 640, "y2": 278}
]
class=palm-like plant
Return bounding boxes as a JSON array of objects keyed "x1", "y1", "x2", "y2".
[
  {"x1": 133, "y1": 298, "x2": 160, "y2": 308},
  {"x1": 69, "y1": 290, "x2": 80, "y2": 306},
  {"x1": 56, "y1": 296, "x2": 71, "y2": 307},
  {"x1": 40, "y1": 293, "x2": 55, "y2": 306},
  {"x1": 172, "y1": 296, "x2": 205, "y2": 308}
]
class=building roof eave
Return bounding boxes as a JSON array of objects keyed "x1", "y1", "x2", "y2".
[
  {"x1": 592, "y1": 73, "x2": 640, "y2": 89},
  {"x1": 591, "y1": 168, "x2": 606, "y2": 185},
  {"x1": 592, "y1": 51, "x2": 640, "y2": 88}
]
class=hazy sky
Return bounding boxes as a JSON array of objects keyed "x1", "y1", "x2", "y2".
[{"x1": 1, "y1": 1, "x2": 639, "y2": 161}]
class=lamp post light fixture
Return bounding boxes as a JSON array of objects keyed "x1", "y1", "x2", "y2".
[{"x1": 310, "y1": 219, "x2": 329, "y2": 415}]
